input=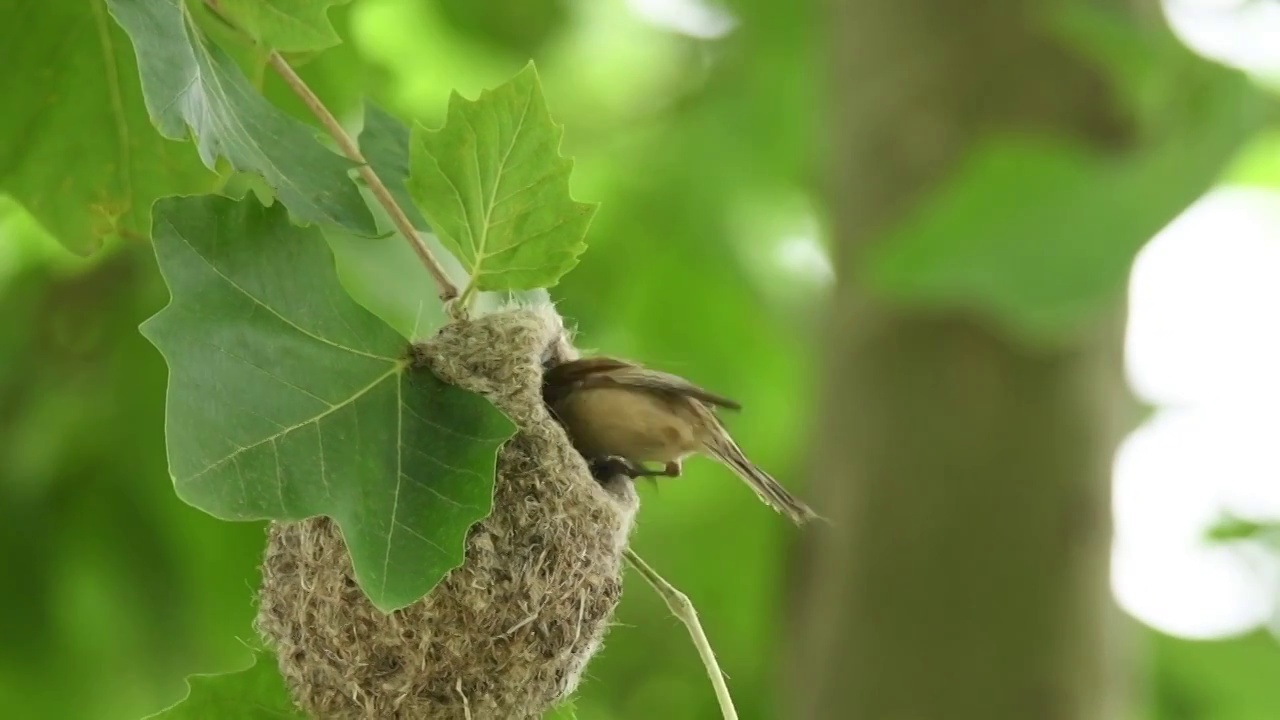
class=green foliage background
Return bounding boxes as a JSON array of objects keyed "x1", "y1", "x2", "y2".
[{"x1": 1, "y1": 0, "x2": 1279, "y2": 718}]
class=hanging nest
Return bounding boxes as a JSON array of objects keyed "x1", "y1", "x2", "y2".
[{"x1": 255, "y1": 304, "x2": 639, "y2": 719}]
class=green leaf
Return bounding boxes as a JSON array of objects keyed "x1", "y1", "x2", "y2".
[
  {"x1": 322, "y1": 203, "x2": 454, "y2": 341},
  {"x1": 863, "y1": 12, "x2": 1273, "y2": 344},
  {"x1": 140, "y1": 194, "x2": 515, "y2": 612},
  {"x1": 362, "y1": 102, "x2": 431, "y2": 231},
  {"x1": 146, "y1": 649, "x2": 305, "y2": 719},
  {"x1": 0, "y1": 1, "x2": 212, "y2": 254},
  {"x1": 408, "y1": 62, "x2": 596, "y2": 293},
  {"x1": 323, "y1": 103, "x2": 550, "y2": 341},
  {"x1": 106, "y1": 0, "x2": 377, "y2": 237},
  {"x1": 217, "y1": 0, "x2": 350, "y2": 53}
]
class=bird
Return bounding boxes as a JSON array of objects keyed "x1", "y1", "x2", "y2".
[{"x1": 542, "y1": 356, "x2": 819, "y2": 525}]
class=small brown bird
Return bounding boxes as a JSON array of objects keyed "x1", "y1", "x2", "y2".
[{"x1": 543, "y1": 356, "x2": 819, "y2": 524}]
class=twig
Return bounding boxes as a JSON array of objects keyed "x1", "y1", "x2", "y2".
[
  {"x1": 265, "y1": 53, "x2": 458, "y2": 302},
  {"x1": 624, "y1": 547, "x2": 739, "y2": 720},
  {"x1": 198, "y1": 0, "x2": 458, "y2": 302}
]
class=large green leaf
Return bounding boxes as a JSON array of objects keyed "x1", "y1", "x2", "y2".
[
  {"x1": 863, "y1": 10, "x2": 1274, "y2": 344},
  {"x1": 0, "y1": 1, "x2": 212, "y2": 254},
  {"x1": 217, "y1": 0, "x2": 350, "y2": 52},
  {"x1": 147, "y1": 649, "x2": 304, "y2": 719},
  {"x1": 106, "y1": 0, "x2": 377, "y2": 237},
  {"x1": 408, "y1": 62, "x2": 596, "y2": 293},
  {"x1": 140, "y1": 194, "x2": 515, "y2": 612}
]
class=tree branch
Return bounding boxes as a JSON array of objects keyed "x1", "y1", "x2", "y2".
[
  {"x1": 199, "y1": 0, "x2": 458, "y2": 303},
  {"x1": 264, "y1": 54, "x2": 458, "y2": 302},
  {"x1": 784, "y1": 1, "x2": 1140, "y2": 718},
  {"x1": 624, "y1": 547, "x2": 739, "y2": 720}
]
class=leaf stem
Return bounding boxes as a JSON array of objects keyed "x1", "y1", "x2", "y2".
[
  {"x1": 624, "y1": 547, "x2": 739, "y2": 720},
  {"x1": 264, "y1": 53, "x2": 459, "y2": 302},
  {"x1": 456, "y1": 281, "x2": 477, "y2": 311}
]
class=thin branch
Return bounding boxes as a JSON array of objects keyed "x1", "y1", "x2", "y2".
[
  {"x1": 265, "y1": 53, "x2": 458, "y2": 302},
  {"x1": 198, "y1": 0, "x2": 457, "y2": 302},
  {"x1": 624, "y1": 547, "x2": 739, "y2": 720}
]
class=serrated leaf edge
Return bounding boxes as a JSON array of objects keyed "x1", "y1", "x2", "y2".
[{"x1": 409, "y1": 62, "x2": 598, "y2": 294}]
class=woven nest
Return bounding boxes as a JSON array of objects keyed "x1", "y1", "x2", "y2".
[{"x1": 255, "y1": 305, "x2": 639, "y2": 719}]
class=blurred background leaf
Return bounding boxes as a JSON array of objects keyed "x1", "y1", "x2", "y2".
[
  {"x1": 0, "y1": 2, "x2": 214, "y2": 254},
  {"x1": 1225, "y1": 130, "x2": 1280, "y2": 187},
  {"x1": 1148, "y1": 630, "x2": 1280, "y2": 720},
  {"x1": 864, "y1": 7, "x2": 1275, "y2": 345},
  {"x1": 0, "y1": 219, "x2": 266, "y2": 719}
]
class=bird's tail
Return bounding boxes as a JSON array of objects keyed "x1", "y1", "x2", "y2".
[{"x1": 702, "y1": 425, "x2": 820, "y2": 525}]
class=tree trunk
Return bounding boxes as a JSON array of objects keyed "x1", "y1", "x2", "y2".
[{"x1": 785, "y1": 1, "x2": 1154, "y2": 718}]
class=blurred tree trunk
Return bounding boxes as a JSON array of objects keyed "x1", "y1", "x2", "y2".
[{"x1": 784, "y1": 1, "x2": 1158, "y2": 718}]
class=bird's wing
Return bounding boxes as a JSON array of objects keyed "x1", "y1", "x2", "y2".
[
  {"x1": 545, "y1": 357, "x2": 742, "y2": 411},
  {"x1": 542, "y1": 356, "x2": 633, "y2": 404},
  {"x1": 589, "y1": 367, "x2": 742, "y2": 411},
  {"x1": 544, "y1": 356, "x2": 635, "y2": 384}
]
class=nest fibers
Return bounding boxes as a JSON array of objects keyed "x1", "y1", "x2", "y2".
[{"x1": 255, "y1": 305, "x2": 639, "y2": 719}]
